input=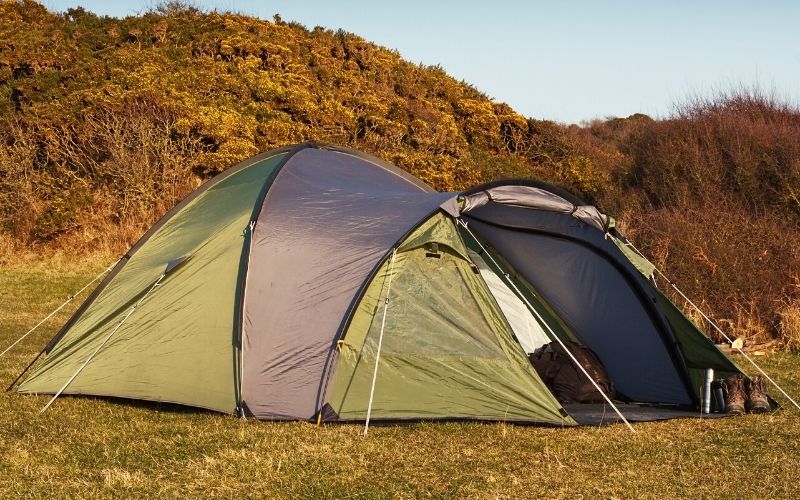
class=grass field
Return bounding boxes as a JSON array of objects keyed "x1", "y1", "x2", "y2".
[{"x1": 1, "y1": 256, "x2": 799, "y2": 498}]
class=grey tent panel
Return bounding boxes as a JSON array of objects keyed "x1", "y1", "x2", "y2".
[
  {"x1": 241, "y1": 147, "x2": 456, "y2": 419},
  {"x1": 571, "y1": 205, "x2": 609, "y2": 232},
  {"x1": 461, "y1": 185, "x2": 610, "y2": 231},
  {"x1": 462, "y1": 186, "x2": 573, "y2": 213},
  {"x1": 465, "y1": 218, "x2": 693, "y2": 405}
]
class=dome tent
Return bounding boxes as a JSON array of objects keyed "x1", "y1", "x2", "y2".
[{"x1": 17, "y1": 143, "x2": 750, "y2": 425}]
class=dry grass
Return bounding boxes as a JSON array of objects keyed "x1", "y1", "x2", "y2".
[
  {"x1": 718, "y1": 299, "x2": 773, "y2": 346},
  {"x1": 778, "y1": 301, "x2": 800, "y2": 352},
  {"x1": 1, "y1": 256, "x2": 800, "y2": 497}
]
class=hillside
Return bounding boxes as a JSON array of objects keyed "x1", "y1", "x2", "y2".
[
  {"x1": 0, "y1": 1, "x2": 798, "y2": 348},
  {"x1": 0, "y1": 1, "x2": 568, "y2": 243}
]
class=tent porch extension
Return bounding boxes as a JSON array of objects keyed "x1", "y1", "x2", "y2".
[{"x1": 18, "y1": 143, "x2": 743, "y2": 425}]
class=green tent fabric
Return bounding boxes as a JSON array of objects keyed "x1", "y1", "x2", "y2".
[
  {"x1": 18, "y1": 152, "x2": 288, "y2": 411},
  {"x1": 652, "y1": 288, "x2": 741, "y2": 399},
  {"x1": 610, "y1": 233, "x2": 656, "y2": 278},
  {"x1": 326, "y1": 214, "x2": 572, "y2": 424}
]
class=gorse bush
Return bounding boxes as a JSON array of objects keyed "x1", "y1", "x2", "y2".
[
  {"x1": 0, "y1": 101, "x2": 202, "y2": 244},
  {"x1": 1, "y1": 1, "x2": 799, "y2": 348}
]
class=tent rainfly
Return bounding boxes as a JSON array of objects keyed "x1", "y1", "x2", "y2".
[{"x1": 13, "y1": 143, "x2": 769, "y2": 426}]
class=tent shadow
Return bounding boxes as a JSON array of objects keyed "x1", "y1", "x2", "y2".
[{"x1": 31, "y1": 392, "x2": 218, "y2": 416}]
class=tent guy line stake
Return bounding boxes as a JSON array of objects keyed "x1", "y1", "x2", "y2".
[
  {"x1": 623, "y1": 241, "x2": 800, "y2": 411},
  {"x1": 457, "y1": 219, "x2": 637, "y2": 433},
  {"x1": 1, "y1": 259, "x2": 120, "y2": 359},
  {"x1": 363, "y1": 248, "x2": 398, "y2": 437},
  {"x1": 39, "y1": 273, "x2": 166, "y2": 414}
]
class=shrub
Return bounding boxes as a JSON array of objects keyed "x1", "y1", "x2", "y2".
[{"x1": 624, "y1": 88, "x2": 800, "y2": 221}]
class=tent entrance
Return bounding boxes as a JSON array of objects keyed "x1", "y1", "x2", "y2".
[
  {"x1": 467, "y1": 249, "x2": 550, "y2": 354},
  {"x1": 461, "y1": 216, "x2": 695, "y2": 407},
  {"x1": 323, "y1": 213, "x2": 572, "y2": 425},
  {"x1": 458, "y1": 218, "x2": 636, "y2": 430},
  {"x1": 462, "y1": 227, "x2": 630, "y2": 407}
]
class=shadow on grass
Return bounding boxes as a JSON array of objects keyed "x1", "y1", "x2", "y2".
[{"x1": 26, "y1": 392, "x2": 220, "y2": 416}]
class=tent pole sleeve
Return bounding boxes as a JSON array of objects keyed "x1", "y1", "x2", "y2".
[
  {"x1": 624, "y1": 241, "x2": 800, "y2": 411},
  {"x1": 1, "y1": 259, "x2": 120, "y2": 360},
  {"x1": 236, "y1": 220, "x2": 256, "y2": 420},
  {"x1": 39, "y1": 273, "x2": 166, "y2": 413},
  {"x1": 457, "y1": 219, "x2": 637, "y2": 433},
  {"x1": 363, "y1": 248, "x2": 398, "y2": 437}
]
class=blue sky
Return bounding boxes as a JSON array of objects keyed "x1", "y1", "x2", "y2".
[{"x1": 43, "y1": 1, "x2": 800, "y2": 124}]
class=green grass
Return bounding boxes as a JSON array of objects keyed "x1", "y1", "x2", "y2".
[{"x1": 1, "y1": 256, "x2": 799, "y2": 497}]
